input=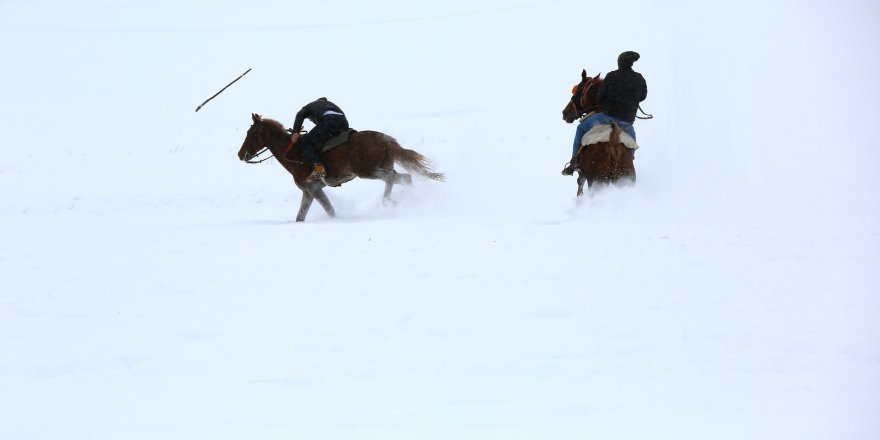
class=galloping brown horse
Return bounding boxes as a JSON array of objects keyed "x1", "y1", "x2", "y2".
[
  {"x1": 562, "y1": 69, "x2": 636, "y2": 196},
  {"x1": 238, "y1": 113, "x2": 444, "y2": 222}
]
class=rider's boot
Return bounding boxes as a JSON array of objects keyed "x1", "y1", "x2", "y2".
[
  {"x1": 561, "y1": 158, "x2": 578, "y2": 176},
  {"x1": 307, "y1": 163, "x2": 327, "y2": 182}
]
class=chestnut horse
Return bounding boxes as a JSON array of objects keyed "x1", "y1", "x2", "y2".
[
  {"x1": 238, "y1": 113, "x2": 444, "y2": 222},
  {"x1": 562, "y1": 69, "x2": 636, "y2": 196}
]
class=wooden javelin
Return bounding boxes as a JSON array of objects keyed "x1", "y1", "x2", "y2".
[{"x1": 194, "y1": 68, "x2": 252, "y2": 112}]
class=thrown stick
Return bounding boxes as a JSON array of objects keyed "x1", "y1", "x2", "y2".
[{"x1": 194, "y1": 68, "x2": 252, "y2": 112}]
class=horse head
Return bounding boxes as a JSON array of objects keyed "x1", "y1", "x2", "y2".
[
  {"x1": 238, "y1": 113, "x2": 265, "y2": 162},
  {"x1": 562, "y1": 69, "x2": 602, "y2": 123},
  {"x1": 239, "y1": 113, "x2": 292, "y2": 163}
]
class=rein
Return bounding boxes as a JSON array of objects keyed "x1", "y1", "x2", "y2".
[
  {"x1": 282, "y1": 132, "x2": 306, "y2": 165},
  {"x1": 245, "y1": 131, "x2": 307, "y2": 165},
  {"x1": 571, "y1": 79, "x2": 600, "y2": 117},
  {"x1": 245, "y1": 147, "x2": 274, "y2": 164}
]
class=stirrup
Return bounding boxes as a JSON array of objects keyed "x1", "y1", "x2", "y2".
[
  {"x1": 306, "y1": 170, "x2": 326, "y2": 182},
  {"x1": 306, "y1": 164, "x2": 326, "y2": 182},
  {"x1": 561, "y1": 161, "x2": 578, "y2": 176}
]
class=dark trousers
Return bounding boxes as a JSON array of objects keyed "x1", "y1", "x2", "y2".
[{"x1": 299, "y1": 116, "x2": 349, "y2": 163}]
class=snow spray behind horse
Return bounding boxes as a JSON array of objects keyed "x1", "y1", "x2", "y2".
[
  {"x1": 238, "y1": 114, "x2": 444, "y2": 222},
  {"x1": 562, "y1": 70, "x2": 637, "y2": 196}
]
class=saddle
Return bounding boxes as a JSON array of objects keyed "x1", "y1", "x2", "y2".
[
  {"x1": 317, "y1": 129, "x2": 357, "y2": 155},
  {"x1": 581, "y1": 124, "x2": 639, "y2": 150}
]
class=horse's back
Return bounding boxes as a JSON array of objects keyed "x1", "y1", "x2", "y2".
[{"x1": 350, "y1": 130, "x2": 400, "y2": 146}]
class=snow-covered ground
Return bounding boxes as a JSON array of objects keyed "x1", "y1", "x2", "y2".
[{"x1": 1, "y1": 1, "x2": 878, "y2": 439}]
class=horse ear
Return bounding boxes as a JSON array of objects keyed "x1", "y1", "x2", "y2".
[
  {"x1": 252, "y1": 113, "x2": 260, "y2": 122},
  {"x1": 596, "y1": 72, "x2": 602, "y2": 80},
  {"x1": 581, "y1": 69, "x2": 588, "y2": 81}
]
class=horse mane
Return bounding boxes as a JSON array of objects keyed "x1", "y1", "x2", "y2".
[{"x1": 260, "y1": 117, "x2": 286, "y2": 132}]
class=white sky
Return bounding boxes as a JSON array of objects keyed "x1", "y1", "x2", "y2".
[{"x1": 1, "y1": 2, "x2": 878, "y2": 439}]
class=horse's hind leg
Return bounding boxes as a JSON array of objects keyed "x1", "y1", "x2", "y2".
[
  {"x1": 382, "y1": 178, "x2": 394, "y2": 205},
  {"x1": 374, "y1": 169, "x2": 411, "y2": 205},
  {"x1": 395, "y1": 172, "x2": 412, "y2": 185},
  {"x1": 310, "y1": 185, "x2": 336, "y2": 218}
]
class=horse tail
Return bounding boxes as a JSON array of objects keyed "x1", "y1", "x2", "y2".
[
  {"x1": 388, "y1": 137, "x2": 445, "y2": 182},
  {"x1": 608, "y1": 123, "x2": 622, "y2": 166}
]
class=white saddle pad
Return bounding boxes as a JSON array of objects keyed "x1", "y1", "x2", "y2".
[{"x1": 581, "y1": 124, "x2": 639, "y2": 150}]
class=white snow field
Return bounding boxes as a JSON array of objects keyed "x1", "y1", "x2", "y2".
[{"x1": 1, "y1": 1, "x2": 878, "y2": 439}]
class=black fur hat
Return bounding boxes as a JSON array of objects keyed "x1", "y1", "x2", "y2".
[{"x1": 618, "y1": 51, "x2": 640, "y2": 69}]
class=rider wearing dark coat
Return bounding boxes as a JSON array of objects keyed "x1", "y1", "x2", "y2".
[
  {"x1": 561, "y1": 51, "x2": 647, "y2": 176},
  {"x1": 290, "y1": 97, "x2": 349, "y2": 180},
  {"x1": 598, "y1": 52, "x2": 648, "y2": 123}
]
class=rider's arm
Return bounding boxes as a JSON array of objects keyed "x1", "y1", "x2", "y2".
[
  {"x1": 639, "y1": 75, "x2": 648, "y2": 102},
  {"x1": 292, "y1": 105, "x2": 310, "y2": 133}
]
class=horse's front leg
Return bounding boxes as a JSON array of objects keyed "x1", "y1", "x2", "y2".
[
  {"x1": 296, "y1": 190, "x2": 314, "y2": 222},
  {"x1": 309, "y1": 183, "x2": 336, "y2": 218}
]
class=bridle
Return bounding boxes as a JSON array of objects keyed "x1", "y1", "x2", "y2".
[
  {"x1": 244, "y1": 146, "x2": 273, "y2": 164},
  {"x1": 570, "y1": 78, "x2": 600, "y2": 117},
  {"x1": 243, "y1": 126, "x2": 306, "y2": 165}
]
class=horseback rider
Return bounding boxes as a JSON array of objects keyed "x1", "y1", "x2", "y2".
[
  {"x1": 289, "y1": 97, "x2": 350, "y2": 181},
  {"x1": 562, "y1": 51, "x2": 648, "y2": 175}
]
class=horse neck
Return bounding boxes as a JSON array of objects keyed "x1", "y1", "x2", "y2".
[
  {"x1": 586, "y1": 79, "x2": 603, "y2": 111},
  {"x1": 264, "y1": 128, "x2": 292, "y2": 157}
]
